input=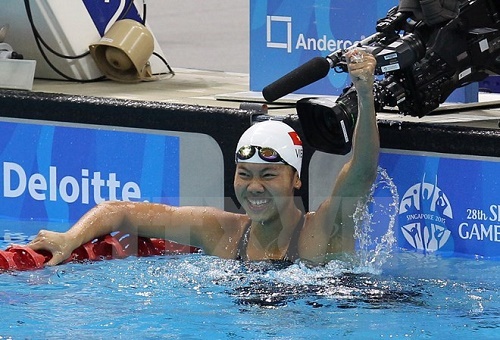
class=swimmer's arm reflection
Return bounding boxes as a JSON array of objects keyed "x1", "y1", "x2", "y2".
[{"x1": 28, "y1": 202, "x2": 246, "y2": 265}]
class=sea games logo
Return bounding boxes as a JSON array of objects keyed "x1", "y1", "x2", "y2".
[
  {"x1": 399, "y1": 175, "x2": 453, "y2": 253},
  {"x1": 266, "y1": 15, "x2": 359, "y2": 54}
]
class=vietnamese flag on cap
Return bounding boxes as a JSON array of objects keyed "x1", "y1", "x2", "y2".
[{"x1": 288, "y1": 132, "x2": 302, "y2": 145}]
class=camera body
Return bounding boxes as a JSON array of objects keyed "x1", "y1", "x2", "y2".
[{"x1": 297, "y1": 0, "x2": 500, "y2": 154}]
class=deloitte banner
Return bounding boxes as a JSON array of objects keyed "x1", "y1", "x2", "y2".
[
  {"x1": 250, "y1": 0, "x2": 397, "y2": 95},
  {"x1": 0, "y1": 120, "x2": 180, "y2": 225},
  {"x1": 379, "y1": 151, "x2": 500, "y2": 259}
]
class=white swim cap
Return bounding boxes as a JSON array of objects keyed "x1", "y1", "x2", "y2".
[{"x1": 235, "y1": 120, "x2": 303, "y2": 177}]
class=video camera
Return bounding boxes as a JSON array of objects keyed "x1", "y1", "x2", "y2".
[{"x1": 262, "y1": 0, "x2": 500, "y2": 154}]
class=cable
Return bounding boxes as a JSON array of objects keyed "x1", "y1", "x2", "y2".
[
  {"x1": 23, "y1": 0, "x2": 104, "y2": 81},
  {"x1": 153, "y1": 52, "x2": 175, "y2": 76},
  {"x1": 23, "y1": 0, "x2": 173, "y2": 82},
  {"x1": 24, "y1": 0, "x2": 90, "y2": 60},
  {"x1": 140, "y1": 0, "x2": 175, "y2": 76},
  {"x1": 118, "y1": 0, "x2": 137, "y2": 22},
  {"x1": 141, "y1": 0, "x2": 147, "y2": 25}
]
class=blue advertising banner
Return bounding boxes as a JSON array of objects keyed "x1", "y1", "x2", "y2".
[
  {"x1": 0, "y1": 120, "x2": 180, "y2": 227},
  {"x1": 379, "y1": 150, "x2": 500, "y2": 259},
  {"x1": 250, "y1": 0, "x2": 397, "y2": 95}
]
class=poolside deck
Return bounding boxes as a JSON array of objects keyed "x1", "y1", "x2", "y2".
[
  {"x1": 31, "y1": 67, "x2": 500, "y2": 130},
  {"x1": 23, "y1": 0, "x2": 500, "y2": 128}
]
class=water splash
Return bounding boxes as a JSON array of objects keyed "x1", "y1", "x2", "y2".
[{"x1": 352, "y1": 167, "x2": 399, "y2": 274}]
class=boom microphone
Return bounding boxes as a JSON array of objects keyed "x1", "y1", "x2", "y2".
[{"x1": 262, "y1": 56, "x2": 331, "y2": 102}]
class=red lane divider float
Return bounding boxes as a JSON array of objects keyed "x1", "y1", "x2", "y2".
[{"x1": 0, "y1": 232, "x2": 199, "y2": 271}]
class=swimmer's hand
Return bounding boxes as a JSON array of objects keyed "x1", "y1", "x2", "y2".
[
  {"x1": 346, "y1": 49, "x2": 376, "y2": 94},
  {"x1": 28, "y1": 230, "x2": 74, "y2": 266}
]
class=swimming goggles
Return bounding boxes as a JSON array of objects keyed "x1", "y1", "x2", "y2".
[{"x1": 235, "y1": 145, "x2": 288, "y2": 165}]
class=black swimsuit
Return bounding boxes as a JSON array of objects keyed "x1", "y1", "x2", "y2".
[{"x1": 235, "y1": 215, "x2": 305, "y2": 262}]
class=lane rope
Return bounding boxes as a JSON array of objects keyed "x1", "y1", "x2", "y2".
[{"x1": 0, "y1": 232, "x2": 199, "y2": 271}]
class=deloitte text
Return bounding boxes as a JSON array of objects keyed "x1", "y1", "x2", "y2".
[{"x1": 3, "y1": 162, "x2": 141, "y2": 205}]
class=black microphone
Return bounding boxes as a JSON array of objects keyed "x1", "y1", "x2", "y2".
[{"x1": 262, "y1": 56, "x2": 331, "y2": 102}]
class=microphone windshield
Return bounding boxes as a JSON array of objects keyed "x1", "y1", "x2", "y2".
[{"x1": 262, "y1": 57, "x2": 331, "y2": 102}]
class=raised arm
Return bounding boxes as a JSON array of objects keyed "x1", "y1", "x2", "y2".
[
  {"x1": 28, "y1": 201, "x2": 244, "y2": 265},
  {"x1": 299, "y1": 50, "x2": 379, "y2": 262},
  {"x1": 332, "y1": 50, "x2": 379, "y2": 200}
]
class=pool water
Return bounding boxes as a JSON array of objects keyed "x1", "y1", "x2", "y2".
[
  {"x1": 1, "y1": 169, "x2": 499, "y2": 339},
  {"x1": 1, "y1": 249, "x2": 499, "y2": 339}
]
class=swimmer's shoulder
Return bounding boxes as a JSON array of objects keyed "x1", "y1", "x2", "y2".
[
  {"x1": 199, "y1": 207, "x2": 250, "y2": 235},
  {"x1": 198, "y1": 209, "x2": 250, "y2": 258}
]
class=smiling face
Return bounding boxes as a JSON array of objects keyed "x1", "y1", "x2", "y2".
[{"x1": 234, "y1": 162, "x2": 301, "y2": 225}]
